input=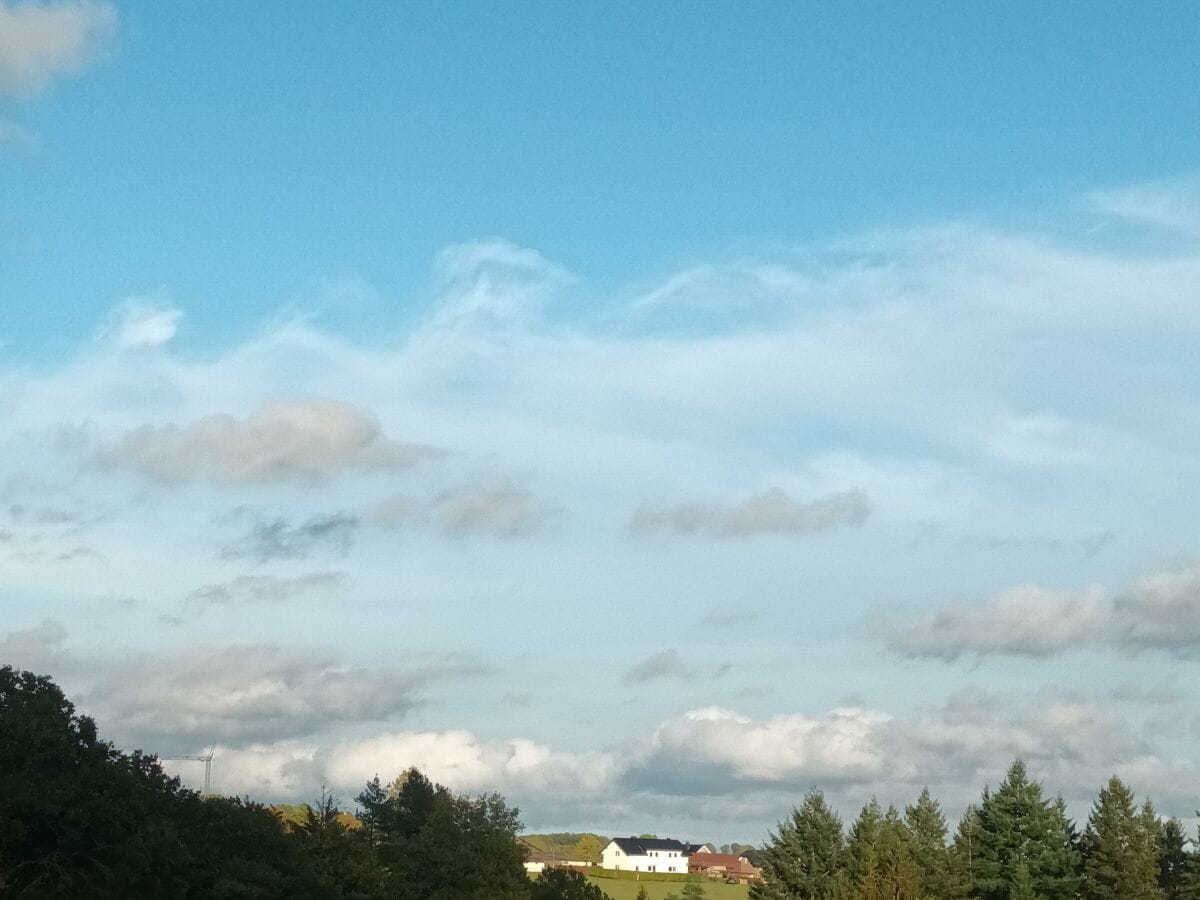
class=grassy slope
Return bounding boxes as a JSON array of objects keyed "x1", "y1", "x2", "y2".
[
  {"x1": 587, "y1": 877, "x2": 750, "y2": 900},
  {"x1": 523, "y1": 833, "x2": 608, "y2": 854}
]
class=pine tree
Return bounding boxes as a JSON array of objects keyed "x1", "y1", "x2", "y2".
[
  {"x1": 878, "y1": 804, "x2": 920, "y2": 900},
  {"x1": 1044, "y1": 797, "x2": 1084, "y2": 898},
  {"x1": 847, "y1": 799, "x2": 886, "y2": 900},
  {"x1": 906, "y1": 788, "x2": 952, "y2": 900},
  {"x1": 974, "y1": 760, "x2": 1080, "y2": 900},
  {"x1": 1158, "y1": 818, "x2": 1191, "y2": 900},
  {"x1": 948, "y1": 806, "x2": 981, "y2": 899},
  {"x1": 1081, "y1": 777, "x2": 1160, "y2": 900},
  {"x1": 751, "y1": 789, "x2": 847, "y2": 900},
  {"x1": 1009, "y1": 861, "x2": 1036, "y2": 900}
]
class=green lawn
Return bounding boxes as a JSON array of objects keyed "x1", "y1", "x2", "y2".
[{"x1": 586, "y1": 877, "x2": 750, "y2": 900}]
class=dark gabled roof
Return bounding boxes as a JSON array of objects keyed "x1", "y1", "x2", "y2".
[{"x1": 611, "y1": 837, "x2": 688, "y2": 855}]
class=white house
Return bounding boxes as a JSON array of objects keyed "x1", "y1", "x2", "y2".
[{"x1": 600, "y1": 837, "x2": 702, "y2": 874}]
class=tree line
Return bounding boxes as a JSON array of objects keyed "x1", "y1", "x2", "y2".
[
  {"x1": 8, "y1": 663, "x2": 1199, "y2": 900},
  {"x1": 752, "y1": 760, "x2": 1199, "y2": 900},
  {"x1": 0, "y1": 665, "x2": 607, "y2": 899}
]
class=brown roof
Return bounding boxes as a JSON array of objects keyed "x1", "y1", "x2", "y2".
[{"x1": 689, "y1": 853, "x2": 758, "y2": 872}]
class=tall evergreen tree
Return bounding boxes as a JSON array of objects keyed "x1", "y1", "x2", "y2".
[
  {"x1": 1157, "y1": 817, "x2": 1193, "y2": 900},
  {"x1": 752, "y1": 789, "x2": 848, "y2": 900},
  {"x1": 906, "y1": 788, "x2": 952, "y2": 900},
  {"x1": 948, "y1": 806, "x2": 981, "y2": 899},
  {"x1": 1081, "y1": 777, "x2": 1160, "y2": 900},
  {"x1": 974, "y1": 760, "x2": 1080, "y2": 900},
  {"x1": 878, "y1": 804, "x2": 920, "y2": 900},
  {"x1": 847, "y1": 799, "x2": 886, "y2": 900}
]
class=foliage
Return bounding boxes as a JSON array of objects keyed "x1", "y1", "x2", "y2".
[
  {"x1": 751, "y1": 789, "x2": 846, "y2": 900},
  {"x1": 1081, "y1": 778, "x2": 1160, "y2": 900},
  {"x1": 973, "y1": 760, "x2": 1080, "y2": 900},
  {"x1": 13, "y1": 665, "x2": 1200, "y2": 900},
  {"x1": 575, "y1": 834, "x2": 606, "y2": 864},
  {"x1": 0, "y1": 665, "x2": 328, "y2": 898},
  {"x1": 905, "y1": 787, "x2": 951, "y2": 899},
  {"x1": 532, "y1": 867, "x2": 611, "y2": 900},
  {"x1": 1157, "y1": 817, "x2": 1198, "y2": 900}
]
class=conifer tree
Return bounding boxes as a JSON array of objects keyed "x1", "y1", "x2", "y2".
[
  {"x1": 974, "y1": 760, "x2": 1080, "y2": 900},
  {"x1": 879, "y1": 804, "x2": 920, "y2": 900},
  {"x1": 847, "y1": 799, "x2": 886, "y2": 900},
  {"x1": 752, "y1": 789, "x2": 847, "y2": 900},
  {"x1": 1081, "y1": 777, "x2": 1160, "y2": 900},
  {"x1": 948, "y1": 806, "x2": 981, "y2": 899},
  {"x1": 906, "y1": 788, "x2": 952, "y2": 899},
  {"x1": 1157, "y1": 817, "x2": 1191, "y2": 900},
  {"x1": 1008, "y1": 861, "x2": 1036, "y2": 900}
]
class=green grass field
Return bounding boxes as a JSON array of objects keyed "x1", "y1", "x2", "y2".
[{"x1": 586, "y1": 877, "x2": 750, "y2": 900}]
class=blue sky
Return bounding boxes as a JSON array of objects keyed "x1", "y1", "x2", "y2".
[{"x1": 3, "y1": 1, "x2": 1200, "y2": 841}]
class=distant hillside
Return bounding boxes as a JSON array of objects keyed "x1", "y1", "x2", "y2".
[{"x1": 521, "y1": 832, "x2": 609, "y2": 861}]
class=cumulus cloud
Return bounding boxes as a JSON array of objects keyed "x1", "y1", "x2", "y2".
[
  {"x1": 100, "y1": 299, "x2": 183, "y2": 348},
  {"x1": 432, "y1": 482, "x2": 550, "y2": 537},
  {"x1": 633, "y1": 487, "x2": 871, "y2": 539},
  {"x1": 623, "y1": 693, "x2": 1190, "y2": 817},
  {"x1": 185, "y1": 571, "x2": 351, "y2": 607},
  {"x1": 622, "y1": 649, "x2": 689, "y2": 684},
  {"x1": 192, "y1": 728, "x2": 618, "y2": 819},
  {"x1": 1112, "y1": 567, "x2": 1200, "y2": 653},
  {"x1": 97, "y1": 400, "x2": 441, "y2": 485},
  {"x1": 89, "y1": 643, "x2": 440, "y2": 747},
  {"x1": 321, "y1": 730, "x2": 614, "y2": 799},
  {"x1": 0, "y1": 0, "x2": 115, "y2": 97},
  {"x1": 880, "y1": 584, "x2": 1110, "y2": 661},
  {"x1": 223, "y1": 513, "x2": 360, "y2": 561},
  {"x1": 878, "y1": 565, "x2": 1200, "y2": 660},
  {"x1": 0, "y1": 620, "x2": 485, "y2": 752},
  {"x1": 207, "y1": 690, "x2": 1196, "y2": 826}
]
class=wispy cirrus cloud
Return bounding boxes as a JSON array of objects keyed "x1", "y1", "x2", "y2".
[
  {"x1": 222, "y1": 512, "x2": 360, "y2": 561},
  {"x1": 633, "y1": 487, "x2": 871, "y2": 539},
  {"x1": 185, "y1": 571, "x2": 351, "y2": 607}
]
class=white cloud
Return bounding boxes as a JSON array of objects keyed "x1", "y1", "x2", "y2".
[
  {"x1": 878, "y1": 564, "x2": 1200, "y2": 660},
  {"x1": 1087, "y1": 176, "x2": 1200, "y2": 237},
  {"x1": 639, "y1": 706, "x2": 889, "y2": 785},
  {"x1": 424, "y1": 238, "x2": 574, "y2": 334},
  {"x1": 101, "y1": 299, "x2": 183, "y2": 348},
  {"x1": 0, "y1": 0, "x2": 115, "y2": 97},
  {"x1": 880, "y1": 584, "x2": 1110, "y2": 660},
  {"x1": 0, "y1": 620, "x2": 483, "y2": 752},
  {"x1": 177, "y1": 691, "x2": 1200, "y2": 829},
  {"x1": 96, "y1": 400, "x2": 442, "y2": 485}
]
